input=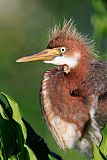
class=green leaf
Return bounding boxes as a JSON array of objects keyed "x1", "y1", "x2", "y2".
[
  {"x1": 48, "y1": 155, "x2": 57, "y2": 160},
  {"x1": 8, "y1": 155, "x2": 17, "y2": 160},
  {"x1": 0, "y1": 104, "x2": 8, "y2": 120},
  {"x1": 1, "y1": 92, "x2": 27, "y2": 141},
  {"x1": 93, "y1": 145, "x2": 103, "y2": 160},
  {"x1": 0, "y1": 135, "x2": 5, "y2": 160},
  {"x1": 25, "y1": 145, "x2": 37, "y2": 160},
  {"x1": 0, "y1": 115, "x2": 16, "y2": 158},
  {"x1": 23, "y1": 119, "x2": 51, "y2": 160},
  {"x1": 17, "y1": 145, "x2": 37, "y2": 160},
  {"x1": 93, "y1": 127, "x2": 107, "y2": 160},
  {"x1": 100, "y1": 126, "x2": 107, "y2": 157},
  {"x1": 0, "y1": 93, "x2": 38, "y2": 159},
  {"x1": 0, "y1": 93, "x2": 25, "y2": 156}
]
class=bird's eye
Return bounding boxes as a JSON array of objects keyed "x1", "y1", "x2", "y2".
[{"x1": 60, "y1": 47, "x2": 66, "y2": 53}]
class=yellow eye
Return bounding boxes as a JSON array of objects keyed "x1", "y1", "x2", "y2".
[{"x1": 60, "y1": 47, "x2": 66, "y2": 53}]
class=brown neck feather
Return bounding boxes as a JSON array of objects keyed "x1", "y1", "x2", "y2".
[{"x1": 65, "y1": 56, "x2": 89, "y2": 91}]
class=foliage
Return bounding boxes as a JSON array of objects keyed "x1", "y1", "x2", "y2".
[
  {"x1": 0, "y1": 92, "x2": 62, "y2": 160},
  {"x1": 93, "y1": 127, "x2": 107, "y2": 160},
  {"x1": 91, "y1": 0, "x2": 107, "y2": 58}
]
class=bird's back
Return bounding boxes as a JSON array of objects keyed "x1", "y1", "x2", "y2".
[
  {"x1": 90, "y1": 61, "x2": 107, "y2": 129},
  {"x1": 81, "y1": 61, "x2": 107, "y2": 96},
  {"x1": 79, "y1": 61, "x2": 107, "y2": 128}
]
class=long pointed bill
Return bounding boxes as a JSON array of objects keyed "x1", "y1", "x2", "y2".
[{"x1": 16, "y1": 48, "x2": 60, "y2": 62}]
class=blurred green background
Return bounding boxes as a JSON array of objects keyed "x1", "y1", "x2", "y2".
[{"x1": 0, "y1": 0, "x2": 107, "y2": 159}]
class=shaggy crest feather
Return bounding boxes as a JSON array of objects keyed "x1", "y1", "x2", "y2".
[{"x1": 48, "y1": 19, "x2": 100, "y2": 59}]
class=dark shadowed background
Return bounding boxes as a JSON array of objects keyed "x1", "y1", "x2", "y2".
[{"x1": 0, "y1": 0, "x2": 107, "y2": 159}]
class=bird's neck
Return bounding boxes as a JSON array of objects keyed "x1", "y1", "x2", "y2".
[
  {"x1": 64, "y1": 59, "x2": 89, "y2": 90},
  {"x1": 42, "y1": 59, "x2": 89, "y2": 95}
]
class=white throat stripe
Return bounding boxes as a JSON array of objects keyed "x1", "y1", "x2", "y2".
[{"x1": 44, "y1": 52, "x2": 81, "y2": 68}]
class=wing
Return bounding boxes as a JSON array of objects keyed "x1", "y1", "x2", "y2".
[
  {"x1": 81, "y1": 62, "x2": 107, "y2": 129},
  {"x1": 41, "y1": 66, "x2": 90, "y2": 150},
  {"x1": 40, "y1": 63, "x2": 107, "y2": 157},
  {"x1": 79, "y1": 61, "x2": 107, "y2": 149}
]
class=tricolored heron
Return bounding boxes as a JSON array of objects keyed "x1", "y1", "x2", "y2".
[{"x1": 16, "y1": 20, "x2": 107, "y2": 158}]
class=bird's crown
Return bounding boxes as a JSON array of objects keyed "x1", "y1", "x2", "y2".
[{"x1": 48, "y1": 19, "x2": 95, "y2": 54}]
